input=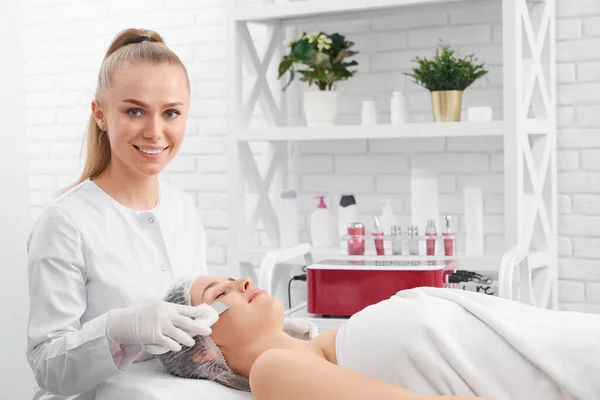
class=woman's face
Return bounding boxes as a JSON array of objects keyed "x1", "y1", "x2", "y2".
[
  {"x1": 190, "y1": 276, "x2": 284, "y2": 349},
  {"x1": 92, "y1": 62, "x2": 190, "y2": 177}
]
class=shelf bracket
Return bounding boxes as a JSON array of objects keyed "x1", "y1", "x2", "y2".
[
  {"x1": 240, "y1": 23, "x2": 285, "y2": 127},
  {"x1": 239, "y1": 142, "x2": 286, "y2": 246},
  {"x1": 522, "y1": 0, "x2": 552, "y2": 120}
]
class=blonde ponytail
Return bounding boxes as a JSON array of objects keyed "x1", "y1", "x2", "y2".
[{"x1": 79, "y1": 114, "x2": 111, "y2": 183}]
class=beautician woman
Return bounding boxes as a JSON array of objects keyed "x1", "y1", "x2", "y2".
[{"x1": 26, "y1": 29, "x2": 219, "y2": 399}]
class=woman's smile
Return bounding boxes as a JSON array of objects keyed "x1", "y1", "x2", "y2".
[{"x1": 133, "y1": 144, "x2": 169, "y2": 159}]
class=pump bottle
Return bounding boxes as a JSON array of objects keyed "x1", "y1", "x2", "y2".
[
  {"x1": 443, "y1": 215, "x2": 455, "y2": 256},
  {"x1": 425, "y1": 220, "x2": 437, "y2": 256},
  {"x1": 310, "y1": 196, "x2": 337, "y2": 248}
]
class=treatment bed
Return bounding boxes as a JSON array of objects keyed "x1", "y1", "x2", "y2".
[{"x1": 96, "y1": 358, "x2": 254, "y2": 400}]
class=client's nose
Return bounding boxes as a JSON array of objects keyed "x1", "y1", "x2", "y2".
[{"x1": 237, "y1": 277, "x2": 252, "y2": 293}]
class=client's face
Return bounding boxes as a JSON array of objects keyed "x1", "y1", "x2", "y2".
[{"x1": 189, "y1": 276, "x2": 284, "y2": 349}]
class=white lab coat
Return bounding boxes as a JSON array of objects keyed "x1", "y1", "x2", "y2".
[{"x1": 26, "y1": 178, "x2": 208, "y2": 400}]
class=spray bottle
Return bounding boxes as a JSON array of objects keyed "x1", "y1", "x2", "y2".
[
  {"x1": 443, "y1": 215, "x2": 455, "y2": 256},
  {"x1": 425, "y1": 219, "x2": 437, "y2": 256},
  {"x1": 408, "y1": 226, "x2": 419, "y2": 255}
]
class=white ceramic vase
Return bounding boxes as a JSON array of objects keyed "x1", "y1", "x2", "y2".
[{"x1": 303, "y1": 90, "x2": 340, "y2": 127}]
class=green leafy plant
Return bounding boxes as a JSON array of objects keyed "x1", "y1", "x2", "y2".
[
  {"x1": 278, "y1": 32, "x2": 359, "y2": 91},
  {"x1": 405, "y1": 43, "x2": 488, "y2": 91}
]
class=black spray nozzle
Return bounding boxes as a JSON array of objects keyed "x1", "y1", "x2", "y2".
[{"x1": 340, "y1": 195, "x2": 356, "y2": 208}]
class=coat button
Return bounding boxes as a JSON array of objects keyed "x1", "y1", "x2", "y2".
[
  {"x1": 148, "y1": 217, "x2": 154, "y2": 223},
  {"x1": 160, "y1": 266, "x2": 166, "y2": 272}
]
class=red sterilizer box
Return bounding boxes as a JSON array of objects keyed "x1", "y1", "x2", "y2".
[{"x1": 307, "y1": 259, "x2": 455, "y2": 317}]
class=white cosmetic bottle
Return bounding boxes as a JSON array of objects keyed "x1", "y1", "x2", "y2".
[
  {"x1": 278, "y1": 189, "x2": 299, "y2": 248},
  {"x1": 390, "y1": 91, "x2": 409, "y2": 124},
  {"x1": 464, "y1": 187, "x2": 484, "y2": 254},
  {"x1": 338, "y1": 194, "x2": 358, "y2": 238},
  {"x1": 310, "y1": 196, "x2": 337, "y2": 249}
]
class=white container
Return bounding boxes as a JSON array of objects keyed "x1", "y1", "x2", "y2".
[
  {"x1": 378, "y1": 199, "x2": 400, "y2": 236},
  {"x1": 278, "y1": 189, "x2": 299, "y2": 248},
  {"x1": 390, "y1": 91, "x2": 409, "y2": 124},
  {"x1": 464, "y1": 187, "x2": 484, "y2": 254},
  {"x1": 310, "y1": 196, "x2": 337, "y2": 248},
  {"x1": 411, "y1": 169, "x2": 439, "y2": 254},
  {"x1": 467, "y1": 106, "x2": 493, "y2": 122},
  {"x1": 303, "y1": 90, "x2": 340, "y2": 126},
  {"x1": 338, "y1": 194, "x2": 358, "y2": 238},
  {"x1": 361, "y1": 100, "x2": 377, "y2": 125}
]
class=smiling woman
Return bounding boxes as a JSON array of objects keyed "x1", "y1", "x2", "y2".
[
  {"x1": 63, "y1": 30, "x2": 191, "y2": 207},
  {"x1": 86, "y1": 61, "x2": 190, "y2": 204},
  {"x1": 26, "y1": 29, "x2": 217, "y2": 400}
]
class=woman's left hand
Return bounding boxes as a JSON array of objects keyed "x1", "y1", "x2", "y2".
[{"x1": 283, "y1": 318, "x2": 320, "y2": 339}]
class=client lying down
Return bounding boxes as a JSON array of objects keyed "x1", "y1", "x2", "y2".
[{"x1": 158, "y1": 276, "x2": 600, "y2": 400}]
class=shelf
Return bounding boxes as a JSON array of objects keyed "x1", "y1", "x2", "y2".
[
  {"x1": 236, "y1": 121, "x2": 505, "y2": 142},
  {"x1": 237, "y1": 247, "x2": 503, "y2": 273},
  {"x1": 234, "y1": 0, "x2": 467, "y2": 23},
  {"x1": 230, "y1": 0, "x2": 558, "y2": 309}
]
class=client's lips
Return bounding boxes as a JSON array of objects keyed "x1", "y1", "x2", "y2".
[{"x1": 248, "y1": 289, "x2": 264, "y2": 303}]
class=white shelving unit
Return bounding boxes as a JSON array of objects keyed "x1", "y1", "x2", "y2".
[{"x1": 226, "y1": 0, "x2": 558, "y2": 309}]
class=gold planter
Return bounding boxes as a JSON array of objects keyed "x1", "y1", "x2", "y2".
[{"x1": 431, "y1": 90, "x2": 463, "y2": 122}]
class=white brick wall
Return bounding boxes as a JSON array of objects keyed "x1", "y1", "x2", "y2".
[{"x1": 23, "y1": 0, "x2": 600, "y2": 310}]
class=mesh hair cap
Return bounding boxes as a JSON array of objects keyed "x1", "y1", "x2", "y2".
[{"x1": 158, "y1": 276, "x2": 251, "y2": 391}]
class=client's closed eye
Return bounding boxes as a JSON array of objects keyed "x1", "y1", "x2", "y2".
[{"x1": 216, "y1": 292, "x2": 225, "y2": 299}]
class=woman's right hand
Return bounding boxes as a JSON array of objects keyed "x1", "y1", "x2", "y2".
[{"x1": 105, "y1": 302, "x2": 218, "y2": 353}]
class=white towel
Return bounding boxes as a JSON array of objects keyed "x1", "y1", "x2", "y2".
[{"x1": 335, "y1": 287, "x2": 600, "y2": 399}]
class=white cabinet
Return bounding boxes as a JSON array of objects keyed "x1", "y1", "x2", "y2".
[{"x1": 226, "y1": 0, "x2": 558, "y2": 309}]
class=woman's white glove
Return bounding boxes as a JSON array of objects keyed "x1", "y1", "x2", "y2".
[
  {"x1": 283, "y1": 318, "x2": 320, "y2": 339},
  {"x1": 105, "y1": 302, "x2": 218, "y2": 354}
]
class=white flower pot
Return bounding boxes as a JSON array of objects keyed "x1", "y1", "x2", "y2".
[{"x1": 303, "y1": 90, "x2": 340, "y2": 127}]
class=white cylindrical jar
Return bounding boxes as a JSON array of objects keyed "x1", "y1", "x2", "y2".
[
  {"x1": 390, "y1": 91, "x2": 409, "y2": 124},
  {"x1": 361, "y1": 100, "x2": 377, "y2": 125}
]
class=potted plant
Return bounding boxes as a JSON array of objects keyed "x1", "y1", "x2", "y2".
[
  {"x1": 405, "y1": 43, "x2": 488, "y2": 122},
  {"x1": 278, "y1": 32, "x2": 359, "y2": 126}
]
